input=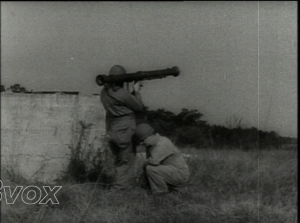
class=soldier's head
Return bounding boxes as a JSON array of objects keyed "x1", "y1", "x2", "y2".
[
  {"x1": 109, "y1": 65, "x2": 126, "y2": 76},
  {"x1": 108, "y1": 65, "x2": 126, "y2": 89},
  {"x1": 135, "y1": 123, "x2": 157, "y2": 147}
]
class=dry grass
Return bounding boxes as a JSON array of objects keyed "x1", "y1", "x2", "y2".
[{"x1": 1, "y1": 148, "x2": 297, "y2": 223}]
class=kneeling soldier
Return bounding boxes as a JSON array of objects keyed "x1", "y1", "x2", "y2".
[{"x1": 135, "y1": 123, "x2": 190, "y2": 195}]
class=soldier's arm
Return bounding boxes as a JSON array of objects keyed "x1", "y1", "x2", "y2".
[
  {"x1": 123, "y1": 90, "x2": 144, "y2": 112},
  {"x1": 145, "y1": 143, "x2": 173, "y2": 166}
]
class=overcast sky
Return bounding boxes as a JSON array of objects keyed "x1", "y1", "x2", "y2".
[{"x1": 1, "y1": 1, "x2": 297, "y2": 137}]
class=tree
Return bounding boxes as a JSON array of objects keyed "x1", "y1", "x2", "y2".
[
  {"x1": 1, "y1": 85, "x2": 5, "y2": 92},
  {"x1": 225, "y1": 114, "x2": 243, "y2": 129},
  {"x1": 176, "y1": 125, "x2": 207, "y2": 148},
  {"x1": 144, "y1": 107, "x2": 208, "y2": 147},
  {"x1": 144, "y1": 108, "x2": 177, "y2": 138},
  {"x1": 7, "y1": 84, "x2": 28, "y2": 93},
  {"x1": 175, "y1": 108, "x2": 205, "y2": 126}
]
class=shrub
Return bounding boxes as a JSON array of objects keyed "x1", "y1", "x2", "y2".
[{"x1": 64, "y1": 121, "x2": 115, "y2": 188}]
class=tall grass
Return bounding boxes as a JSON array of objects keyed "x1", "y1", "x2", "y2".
[{"x1": 1, "y1": 148, "x2": 297, "y2": 223}]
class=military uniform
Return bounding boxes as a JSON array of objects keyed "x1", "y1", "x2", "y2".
[
  {"x1": 144, "y1": 134, "x2": 190, "y2": 195},
  {"x1": 101, "y1": 86, "x2": 144, "y2": 189}
]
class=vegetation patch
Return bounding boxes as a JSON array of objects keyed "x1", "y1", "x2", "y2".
[{"x1": 1, "y1": 148, "x2": 297, "y2": 223}]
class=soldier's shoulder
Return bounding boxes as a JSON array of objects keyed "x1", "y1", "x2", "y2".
[
  {"x1": 158, "y1": 135, "x2": 174, "y2": 146},
  {"x1": 100, "y1": 87, "x2": 107, "y2": 94},
  {"x1": 100, "y1": 88, "x2": 106, "y2": 97},
  {"x1": 110, "y1": 87, "x2": 129, "y2": 96}
]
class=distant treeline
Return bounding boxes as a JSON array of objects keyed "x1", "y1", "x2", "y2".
[
  {"x1": 1, "y1": 84, "x2": 79, "y2": 94},
  {"x1": 141, "y1": 107, "x2": 297, "y2": 150},
  {"x1": 1, "y1": 84, "x2": 28, "y2": 93}
]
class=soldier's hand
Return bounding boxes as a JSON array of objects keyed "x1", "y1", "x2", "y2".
[
  {"x1": 143, "y1": 160, "x2": 150, "y2": 169},
  {"x1": 142, "y1": 162, "x2": 148, "y2": 169},
  {"x1": 123, "y1": 82, "x2": 131, "y2": 92},
  {"x1": 133, "y1": 81, "x2": 142, "y2": 92}
]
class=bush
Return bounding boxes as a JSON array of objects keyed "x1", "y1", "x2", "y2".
[
  {"x1": 64, "y1": 121, "x2": 115, "y2": 188},
  {"x1": 176, "y1": 125, "x2": 205, "y2": 148}
]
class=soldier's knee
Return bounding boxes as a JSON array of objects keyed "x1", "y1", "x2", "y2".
[{"x1": 145, "y1": 165, "x2": 156, "y2": 173}]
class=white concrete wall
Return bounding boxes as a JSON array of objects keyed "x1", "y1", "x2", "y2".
[{"x1": 1, "y1": 93, "x2": 106, "y2": 183}]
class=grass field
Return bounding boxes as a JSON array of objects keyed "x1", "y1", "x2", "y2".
[{"x1": 1, "y1": 148, "x2": 297, "y2": 223}]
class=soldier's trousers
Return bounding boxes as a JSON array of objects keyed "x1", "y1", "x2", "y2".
[
  {"x1": 108, "y1": 120, "x2": 137, "y2": 190},
  {"x1": 109, "y1": 142, "x2": 136, "y2": 189},
  {"x1": 145, "y1": 165, "x2": 189, "y2": 194}
]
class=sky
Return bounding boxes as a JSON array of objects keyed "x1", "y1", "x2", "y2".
[{"x1": 1, "y1": 1, "x2": 297, "y2": 138}]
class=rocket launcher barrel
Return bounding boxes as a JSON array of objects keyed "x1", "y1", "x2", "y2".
[{"x1": 96, "y1": 66, "x2": 180, "y2": 86}]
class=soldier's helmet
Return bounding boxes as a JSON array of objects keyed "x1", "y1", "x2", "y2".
[
  {"x1": 135, "y1": 123, "x2": 155, "y2": 143},
  {"x1": 109, "y1": 65, "x2": 126, "y2": 76}
]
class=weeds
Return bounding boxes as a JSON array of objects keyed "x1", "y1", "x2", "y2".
[
  {"x1": 2, "y1": 144, "x2": 297, "y2": 223},
  {"x1": 64, "y1": 121, "x2": 115, "y2": 187}
]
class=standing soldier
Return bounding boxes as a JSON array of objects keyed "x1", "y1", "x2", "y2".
[{"x1": 100, "y1": 65, "x2": 144, "y2": 190}]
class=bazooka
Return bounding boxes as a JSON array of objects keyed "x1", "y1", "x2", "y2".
[{"x1": 96, "y1": 66, "x2": 180, "y2": 86}]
